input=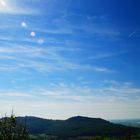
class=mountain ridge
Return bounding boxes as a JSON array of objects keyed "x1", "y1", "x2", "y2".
[{"x1": 15, "y1": 115, "x2": 138, "y2": 137}]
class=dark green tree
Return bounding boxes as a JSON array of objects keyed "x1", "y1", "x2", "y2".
[{"x1": 0, "y1": 113, "x2": 28, "y2": 140}]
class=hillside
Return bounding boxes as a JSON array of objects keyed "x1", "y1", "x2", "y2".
[{"x1": 16, "y1": 116, "x2": 137, "y2": 138}]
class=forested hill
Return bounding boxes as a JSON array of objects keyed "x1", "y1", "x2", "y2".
[{"x1": 16, "y1": 116, "x2": 138, "y2": 137}]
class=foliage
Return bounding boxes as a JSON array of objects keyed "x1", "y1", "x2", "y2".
[{"x1": 0, "y1": 113, "x2": 28, "y2": 140}]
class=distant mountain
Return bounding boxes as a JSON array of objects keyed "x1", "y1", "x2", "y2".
[
  {"x1": 111, "y1": 119, "x2": 140, "y2": 127},
  {"x1": 16, "y1": 116, "x2": 138, "y2": 138}
]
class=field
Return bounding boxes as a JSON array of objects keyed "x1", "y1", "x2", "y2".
[{"x1": 29, "y1": 134, "x2": 140, "y2": 140}]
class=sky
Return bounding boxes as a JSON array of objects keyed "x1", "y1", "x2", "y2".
[{"x1": 0, "y1": 0, "x2": 140, "y2": 120}]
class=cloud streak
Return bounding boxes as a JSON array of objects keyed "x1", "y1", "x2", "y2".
[
  {"x1": 1, "y1": 81, "x2": 139, "y2": 102},
  {"x1": 0, "y1": 42, "x2": 114, "y2": 73},
  {"x1": 129, "y1": 29, "x2": 140, "y2": 37},
  {"x1": 89, "y1": 51, "x2": 125, "y2": 60}
]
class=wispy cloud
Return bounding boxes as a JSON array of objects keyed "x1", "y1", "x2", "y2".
[
  {"x1": 89, "y1": 51, "x2": 125, "y2": 60},
  {"x1": 35, "y1": 27, "x2": 74, "y2": 35},
  {"x1": 0, "y1": 42, "x2": 114, "y2": 73},
  {"x1": 0, "y1": 89, "x2": 36, "y2": 98},
  {"x1": 1, "y1": 81, "x2": 138, "y2": 102},
  {"x1": 128, "y1": 29, "x2": 140, "y2": 37},
  {"x1": 1, "y1": 98, "x2": 140, "y2": 120},
  {"x1": 0, "y1": 81, "x2": 140, "y2": 119},
  {"x1": 30, "y1": 17, "x2": 120, "y2": 39}
]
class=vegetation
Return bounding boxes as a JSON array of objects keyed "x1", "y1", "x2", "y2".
[
  {"x1": 0, "y1": 113, "x2": 28, "y2": 140},
  {"x1": 28, "y1": 134, "x2": 140, "y2": 140}
]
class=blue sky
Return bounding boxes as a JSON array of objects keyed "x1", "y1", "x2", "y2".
[{"x1": 0, "y1": 0, "x2": 140, "y2": 119}]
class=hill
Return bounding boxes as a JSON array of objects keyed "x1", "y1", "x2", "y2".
[{"x1": 16, "y1": 116, "x2": 138, "y2": 138}]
